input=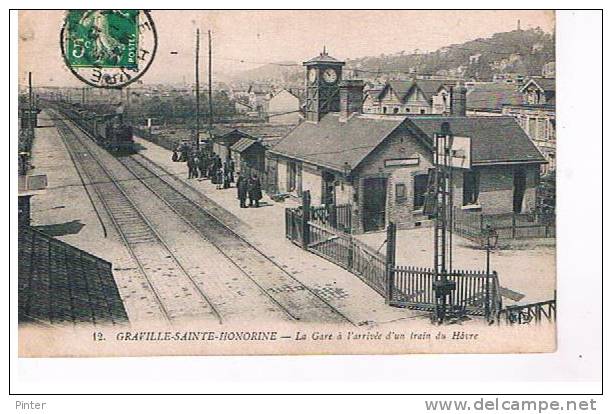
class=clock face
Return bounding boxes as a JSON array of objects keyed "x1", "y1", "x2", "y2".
[
  {"x1": 323, "y1": 68, "x2": 338, "y2": 84},
  {"x1": 308, "y1": 68, "x2": 317, "y2": 84}
]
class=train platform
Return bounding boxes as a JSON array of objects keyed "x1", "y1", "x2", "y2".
[
  {"x1": 28, "y1": 110, "x2": 110, "y2": 255},
  {"x1": 133, "y1": 135, "x2": 423, "y2": 327}
]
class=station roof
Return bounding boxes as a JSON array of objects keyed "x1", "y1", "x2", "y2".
[
  {"x1": 407, "y1": 116, "x2": 546, "y2": 166},
  {"x1": 269, "y1": 113, "x2": 407, "y2": 172},
  {"x1": 270, "y1": 114, "x2": 545, "y2": 172},
  {"x1": 231, "y1": 137, "x2": 264, "y2": 153},
  {"x1": 18, "y1": 225, "x2": 128, "y2": 327}
]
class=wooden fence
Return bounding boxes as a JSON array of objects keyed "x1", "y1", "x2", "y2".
[
  {"x1": 308, "y1": 221, "x2": 387, "y2": 295},
  {"x1": 454, "y1": 207, "x2": 556, "y2": 242},
  {"x1": 285, "y1": 192, "x2": 503, "y2": 319}
]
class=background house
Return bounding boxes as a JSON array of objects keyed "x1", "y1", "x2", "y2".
[
  {"x1": 502, "y1": 77, "x2": 556, "y2": 171},
  {"x1": 362, "y1": 79, "x2": 453, "y2": 115}
]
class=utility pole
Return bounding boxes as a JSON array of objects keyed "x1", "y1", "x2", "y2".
[
  {"x1": 431, "y1": 122, "x2": 457, "y2": 325},
  {"x1": 195, "y1": 28, "x2": 200, "y2": 152},
  {"x1": 207, "y1": 29, "x2": 213, "y2": 147},
  {"x1": 28, "y1": 72, "x2": 33, "y2": 130}
]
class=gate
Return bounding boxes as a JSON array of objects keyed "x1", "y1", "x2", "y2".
[
  {"x1": 388, "y1": 266, "x2": 501, "y2": 319},
  {"x1": 285, "y1": 207, "x2": 304, "y2": 247}
]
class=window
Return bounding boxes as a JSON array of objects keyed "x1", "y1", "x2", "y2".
[
  {"x1": 395, "y1": 183, "x2": 407, "y2": 202},
  {"x1": 406, "y1": 108, "x2": 410, "y2": 113},
  {"x1": 528, "y1": 117, "x2": 537, "y2": 138},
  {"x1": 538, "y1": 118, "x2": 547, "y2": 141},
  {"x1": 549, "y1": 119, "x2": 556, "y2": 141},
  {"x1": 287, "y1": 162, "x2": 297, "y2": 192},
  {"x1": 383, "y1": 107, "x2": 388, "y2": 114},
  {"x1": 393, "y1": 107, "x2": 399, "y2": 114},
  {"x1": 463, "y1": 170, "x2": 480, "y2": 205},
  {"x1": 420, "y1": 109, "x2": 426, "y2": 114},
  {"x1": 413, "y1": 174, "x2": 428, "y2": 209}
]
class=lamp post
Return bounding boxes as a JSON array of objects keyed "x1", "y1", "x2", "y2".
[{"x1": 484, "y1": 224, "x2": 498, "y2": 321}]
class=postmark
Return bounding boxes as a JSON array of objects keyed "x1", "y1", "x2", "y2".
[{"x1": 60, "y1": 10, "x2": 157, "y2": 89}]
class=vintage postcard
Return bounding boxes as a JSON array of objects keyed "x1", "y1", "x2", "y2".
[{"x1": 16, "y1": 10, "x2": 557, "y2": 357}]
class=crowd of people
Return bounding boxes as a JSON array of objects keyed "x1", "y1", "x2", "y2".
[{"x1": 172, "y1": 142, "x2": 262, "y2": 208}]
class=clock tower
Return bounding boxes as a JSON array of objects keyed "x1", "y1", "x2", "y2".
[{"x1": 303, "y1": 48, "x2": 345, "y2": 122}]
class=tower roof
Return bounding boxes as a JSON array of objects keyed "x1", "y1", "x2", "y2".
[{"x1": 303, "y1": 48, "x2": 345, "y2": 66}]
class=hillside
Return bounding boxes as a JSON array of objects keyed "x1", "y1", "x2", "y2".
[
  {"x1": 233, "y1": 28, "x2": 554, "y2": 84},
  {"x1": 231, "y1": 61, "x2": 302, "y2": 84},
  {"x1": 346, "y1": 28, "x2": 555, "y2": 81}
]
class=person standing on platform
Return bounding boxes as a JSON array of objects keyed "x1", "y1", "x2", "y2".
[
  {"x1": 192, "y1": 154, "x2": 200, "y2": 179},
  {"x1": 223, "y1": 162, "x2": 231, "y2": 189},
  {"x1": 215, "y1": 165, "x2": 223, "y2": 190},
  {"x1": 198, "y1": 155, "x2": 206, "y2": 179},
  {"x1": 227, "y1": 158, "x2": 235, "y2": 183},
  {"x1": 187, "y1": 154, "x2": 195, "y2": 179},
  {"x1": 248, "y1": 173, "x2": 262, "y2": 208},
  {"x1": 235, "y1": 172, "x2": 243, "y2": 199},
  {"x1": 208, "y1": 155, "x2": 216, "y2": 181},
  {"x1": 237, "y1": 172, "x2": 248, "y2": 208}
]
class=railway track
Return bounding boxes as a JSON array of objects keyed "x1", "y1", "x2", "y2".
[
  {"x1": 120, "y1": 154, "x2": 356, "y2": 326},
  {"x1": 54, "y1": 113, "x2": 223, "y2": 326}
]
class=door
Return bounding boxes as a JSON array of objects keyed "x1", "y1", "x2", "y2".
[
  {"x1": 362, "y1": 177, "x2": 387, "y2": 232},
  {"x1": 513, "y1": 168, "x2": 527, "y2": 213},
  {"x1": 322, "y1": 171, "x2": 336, "y2": 205}
]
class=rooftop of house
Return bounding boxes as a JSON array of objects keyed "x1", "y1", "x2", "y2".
[
  {"x1": 466, "y1": 83, "x2": 523, "y2": 112},
  {"x1": 270, "y1": 113, "x2": 546, "y2": 172},
  {"x1": 521, "y1": 77, "x2": 556, "y2": 93},
  {"x1": 379, "y1": 79, "x2": 453, "y2": 102}
]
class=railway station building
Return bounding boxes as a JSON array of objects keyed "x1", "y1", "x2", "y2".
[{"x1": 267, "y1": 50, "x2": 546, "y2": 233}]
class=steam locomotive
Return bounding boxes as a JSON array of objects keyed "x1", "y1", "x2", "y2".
[{"x1": 58, "y1": 102, "x2": 135, "y2": 154}]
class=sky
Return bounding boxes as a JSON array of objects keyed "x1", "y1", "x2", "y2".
[{"x1": 18, "y1": 10, "x2": 554, "y2": 87}]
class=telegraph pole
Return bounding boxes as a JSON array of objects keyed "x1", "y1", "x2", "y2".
[
  {"x1": 195, "y1": 28, "x2": 200, "y2": 152},
  {"x1": 28, "y1": 72, "x2": 33, "y2": 129},
  {"x1": 207, "y1": 30, "x2": 213, "y2": 146}
]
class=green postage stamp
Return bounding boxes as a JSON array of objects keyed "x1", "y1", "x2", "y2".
[{"x1": 61, "y1": 10, "x2": 157, "y2": 88}]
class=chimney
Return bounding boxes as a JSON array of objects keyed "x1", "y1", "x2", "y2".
[
  {"x1": 339, "y1": 80, "x2": 364, "y2": 122},
  {"x1": 450, "y1": 81, "x2": 467, "y2": 117}
]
